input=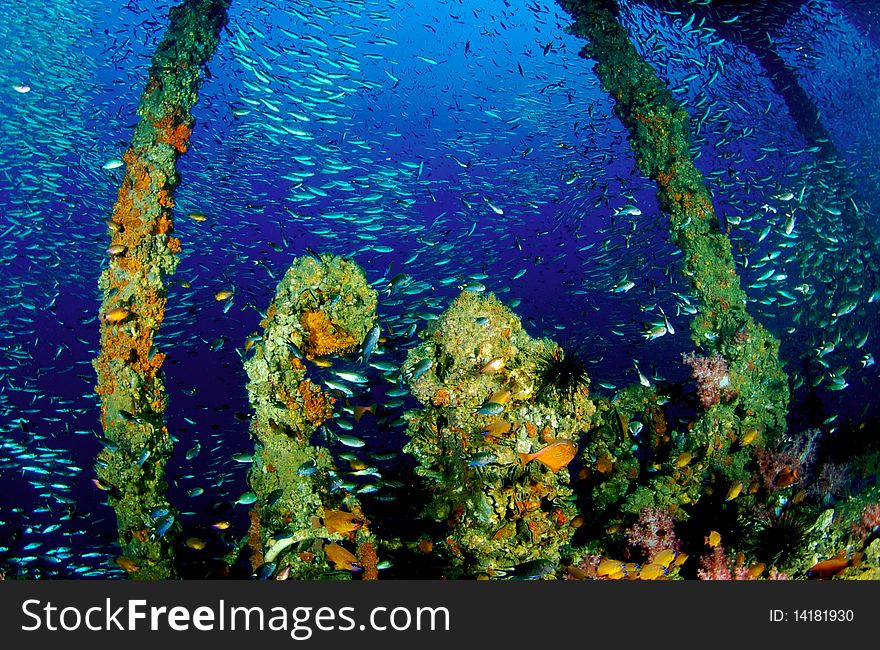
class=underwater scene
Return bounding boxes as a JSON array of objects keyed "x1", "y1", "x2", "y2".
[{"x1": 1, "y1": 0, "x2": 879, "y2": 581}]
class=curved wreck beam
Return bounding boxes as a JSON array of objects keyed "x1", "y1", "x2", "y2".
[
  {"x1": 557, "y1": 0, "x2": 788, "y2": 443},
  {"x1": 93, "y1": 0, "x2": 231, "y2": 579},
  {"x1": 645, "y1": 0, "x2": 837, "y2": 160}
]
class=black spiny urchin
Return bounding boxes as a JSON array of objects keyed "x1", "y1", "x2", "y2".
[
  {"x1": 741, "y1": 507, "x2": 816, "y2": 573},
  {"x1": 534, "y1": 343, "x2": 590, "y2": 404}
]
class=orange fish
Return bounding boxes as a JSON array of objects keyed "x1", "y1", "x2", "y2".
[
  {"x1": 653, "y1": 548, "x2": 677, "y2": 569},
  {"x1": 807, "y1": 555, "x2": 851, "y2": 579},
  {"x1": 595, "y1": 453, "x2": 614, "y2": 474},
  {"x1": 741, "y1": 428, "x2": 759, "y2": 445},
  {"x1": 115, "y1": 556, "x2": 140, "y2": 573},
  {"x1": 725, "y1": 482, "x2": 743, "y2": 501},
  {"x1": 597, "y1": 558, "x2": 625, "y2": 578},
  {"x1": 565, "y1": 565, "x2": 590, "y2": 580},
  {"x1": 519, "y1": 439, "x2": 578, "y2": 472},
  {"x1": 638, "y1": 563, "x2": 666, "y2": 580},
  {"x1": 480, "y1": 358, "x2": 504, "y2": 374},
  {"x1": 353, "y1": 404, "x2": 376, "y2": 422},
  {"x1": 320, "y1": 509, "x2": 364, "y2": 535},
  {"x1": 790, "y1": 489, "x2": 808, "y2": 505},
  {"x1": 103, "y1": 307, "x2": 130, "y2": 324},
  {"x1": 747, "y1": 563, "x2": 766, "y2": 578},
  {"x1": 323, "y1": 542, "x2": 360, "y2": 572},
  {"x1": 674, "y1": 451, "x2": 693, "y2": 468},
  {"x1": 482, "y1": 419, "x2": 511, "y2": 438},
  {"x1": 774, "y1": 467, "x2": 798, "y2": 489}
]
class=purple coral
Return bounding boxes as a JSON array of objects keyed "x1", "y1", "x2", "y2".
[
  {"x1": 683, "y1": 352, "x2": 733, "y2": 408},
  {"x1": 563, "y1": 554, "x2": 602, "y2": 580},
  {"x1": 809, "y1": 462, "x2": 853, "y2": 503},
  {"x1": 756, "y1": 429, "x2": 821, "y2": 494}
]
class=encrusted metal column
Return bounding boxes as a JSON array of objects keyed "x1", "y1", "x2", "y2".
[
  {"x1": 544, "y1": 1, "x2": 791, "y2": 531},
  {"x1": 93, "y1": 0, "x2": 231, "y2": 579},
  {"x1": 558, "y1": 0, "x2": 788, "y2": 442}
]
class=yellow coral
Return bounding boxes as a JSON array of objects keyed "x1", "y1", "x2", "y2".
[
  {"x1": 297, "y1": 380, "x2": 334, "y2": 426},
  {"x1": 300, "y1": 310, "x2": 357, "y2": 358}
]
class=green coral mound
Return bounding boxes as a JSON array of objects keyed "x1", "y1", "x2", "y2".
[
  {"x1": 403, "y1": 291, "x2": 596, "y2": 577},
  {"x1": 243, "y1": 253, "x2": 378, "y2": 579},
  {"x1": 245, "y1": 253, "x2": 377, "y2": 433}
]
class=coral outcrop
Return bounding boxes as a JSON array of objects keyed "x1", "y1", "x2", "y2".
[
  {"x1": 243, "y1": 253, "x2": 379, "y2": 579},
  {"x1": 403, "y1": 291, "x2": 594, "y2": 577}
]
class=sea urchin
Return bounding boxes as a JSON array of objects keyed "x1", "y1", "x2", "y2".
[
  {"x1": 742, "y1": 507, "x2": 815, "y2": 572},
  {"x1": 534, "y1": 343, "x2": 590, "y2": 404}
]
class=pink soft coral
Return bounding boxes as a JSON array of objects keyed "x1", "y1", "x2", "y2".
[
  {"x1": 698, "y1": 546, "x2": 788, "y2": 580},
  {"x1": 626, "y1": 507, "x2": 680, "y2": 561},
  {"x1": 683, "y1": 352, "x2": 734, "y2": 408}
]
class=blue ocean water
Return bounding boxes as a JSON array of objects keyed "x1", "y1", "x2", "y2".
[{"x1": 0, "y1": 0, "x2": 878, "y2": 578}]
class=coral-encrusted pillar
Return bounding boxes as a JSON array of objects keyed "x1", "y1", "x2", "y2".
[
  {"x1": 93, "y1": 0, "x2": 230, "y2": 579},
  {"x1": 556, "y1": 0, "x2": 788, "y2": 446},
  {"x1": 402, "y1": 292, "x2": 587, "y2": 578},
  {"x1": 243, "y1": 254, "x2": 380, "y2": 579}
]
